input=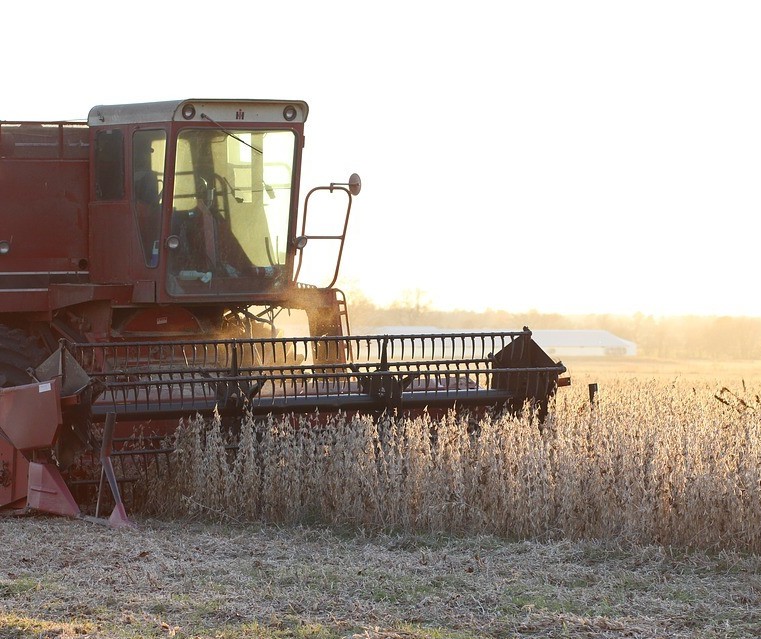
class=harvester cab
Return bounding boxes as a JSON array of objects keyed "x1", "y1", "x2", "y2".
[
  {"x1": 0, "y1": 99, "x2": 568, "y2": 525},
  {"x1": 84, "y1": 99, "x2": 354, "y2": 345}
]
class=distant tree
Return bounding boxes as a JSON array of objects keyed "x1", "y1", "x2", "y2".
[
  {"x1": 389, "y1": 289, "x2": 431, "y2": 324},
  {"x1": 344, "y1": 294, "x2": 761, "y2": 360}
]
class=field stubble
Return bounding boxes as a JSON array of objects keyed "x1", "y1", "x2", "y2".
[{"x1": 1, "y1": 516, "x2": 760, "y2": 638}]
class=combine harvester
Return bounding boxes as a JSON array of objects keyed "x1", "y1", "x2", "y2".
[{"x1": 0, "y1": 99, "x2": 568, "y2": 525}]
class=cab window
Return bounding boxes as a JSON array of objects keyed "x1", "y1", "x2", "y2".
[
  {"x1": 132, "y1": 130, "x2": 167, "y2": 266},
  {"x1": 94, "y1": 129, "x2": 124, "y2": 200}
]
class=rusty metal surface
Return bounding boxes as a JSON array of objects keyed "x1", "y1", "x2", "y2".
[
  {"x1": 0, "y1": 378, "x2": 62, "y2": 451},
  {"x1": 0, "y1": 436, "x2": 28, "y2": 509},
  {"x1": 27, "y1": 462, "x2": 81, "y2": 517},
  {"x1": 0, "y1": 123, "x2": 89, "y2": 278}
]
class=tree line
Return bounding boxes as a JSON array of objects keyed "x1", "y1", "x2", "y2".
[{"x1": 346, "y1": 293, "x2": 761, "y2": 360}]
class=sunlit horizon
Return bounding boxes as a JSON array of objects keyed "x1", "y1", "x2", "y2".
[{"x1": 339, "y1": 283, "x2": 761, "y2": 320}]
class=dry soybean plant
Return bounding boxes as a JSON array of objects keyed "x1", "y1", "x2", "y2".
[{"x1": 143, "y1": 378, "x2": 761, "y2": 552}]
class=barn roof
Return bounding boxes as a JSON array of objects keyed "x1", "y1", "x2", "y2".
[
  {"x1": 366, "y1": 327, "x2": 635, "y2": 349},
  {"x1": 531, "y1": 330, "x2": 635, "y2": 349}
]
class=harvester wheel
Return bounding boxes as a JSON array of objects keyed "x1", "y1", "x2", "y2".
[{"x1": 0, "y1": 325, "x2": 47, "y2": 388}]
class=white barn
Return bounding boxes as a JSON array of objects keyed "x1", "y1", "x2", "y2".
[
  {"x1": 531, "y1": 330, "x2": 637, "y2": 357},
  {"x1": 361, "y1": 327, "x2": 637, "y2": 358}
]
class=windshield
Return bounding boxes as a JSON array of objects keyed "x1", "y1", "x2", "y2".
[{"x1": 166, "y1": 128, "x2": 295, "y2": 296}]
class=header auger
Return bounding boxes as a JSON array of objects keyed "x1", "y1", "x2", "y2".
[{"x1": 0, "y1": 99, "x2": 568, "y2": 525}]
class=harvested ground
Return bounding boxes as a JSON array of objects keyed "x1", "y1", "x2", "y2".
[{"x1": 1, "y1": 515, "x2": 760, "y2": 638}]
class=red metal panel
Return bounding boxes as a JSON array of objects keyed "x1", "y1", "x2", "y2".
[
  {"x1": 48, "y1": 283, "x2": 133, "y2": 309},
  {"x1": 0, "y1": 437, "x2": 28, "y2": 509},
  {"x1": 119, "y1": 306, "x2": 202, "y2": 335},
  {"x1": 0, "y1": 377, "x2": 62, "y2": 451},
  {"x1": 0, "y1": 284, "x2": 133, "y2": 314},
  {"x1": 0, "y1": 289, "x2": 49, "y2": 313},
  {"x1": 0, "y1": 157, "x2": 89, "y2": 272},
  {"x1": 88, "y1": 201, "x2": 135, "y2": 283},
  {"x1": 26, "y1": 462, "x2": 80, "y2": 517},
  {"x1": 131, "y1": 280, "x2": 155, "y2": 303}
]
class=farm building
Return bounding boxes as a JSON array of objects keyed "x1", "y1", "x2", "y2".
[
  {"x1": 367, "y1": 327, "x2": 637, "y2": 358},
  {"x1": 531, "y1": 330, "x2": 637, "y2": 357}
]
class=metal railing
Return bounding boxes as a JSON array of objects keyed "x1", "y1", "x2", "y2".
[{"x1": 66, "y1": 330, "x2": 565, "y2": 419}]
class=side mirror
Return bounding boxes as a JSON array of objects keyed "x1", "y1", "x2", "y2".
[
  {"x1": 348, "y1": 173, "x2": 361, "y2": 196},
  {"x1": 330, "y1": 173, "x2": 362, "y2": 196}
]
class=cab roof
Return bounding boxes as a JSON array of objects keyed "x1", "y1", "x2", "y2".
[{"x1": 87, "y1": 99, "x2": 309, "y2": 126}]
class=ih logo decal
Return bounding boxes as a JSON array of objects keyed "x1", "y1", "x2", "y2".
[{"x1": 236, "y1": 109, "x2": 245, "y2": 120}]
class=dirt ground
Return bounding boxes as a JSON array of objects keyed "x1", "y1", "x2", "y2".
[{"x1": 1, "y1": 514, "x2": 760, "y2": 639}]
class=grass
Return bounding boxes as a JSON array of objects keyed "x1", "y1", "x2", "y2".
[
  {"x1": 0, "y1": 613, "x2": 97, "y2": 639},
  {"x1": 0, "y1": 576, "x2": 40, "y2": 597},
  {"x1": 1, "y1": 517, "x2": 761, "y2": 638}
]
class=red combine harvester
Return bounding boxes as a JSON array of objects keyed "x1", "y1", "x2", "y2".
[{"x1": 0, "y1": 99, "x2": 568, "y2": 525}]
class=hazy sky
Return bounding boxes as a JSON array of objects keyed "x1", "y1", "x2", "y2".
[{"x1": 4, "y1": 1, "x2": 761, "y2": 317}]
